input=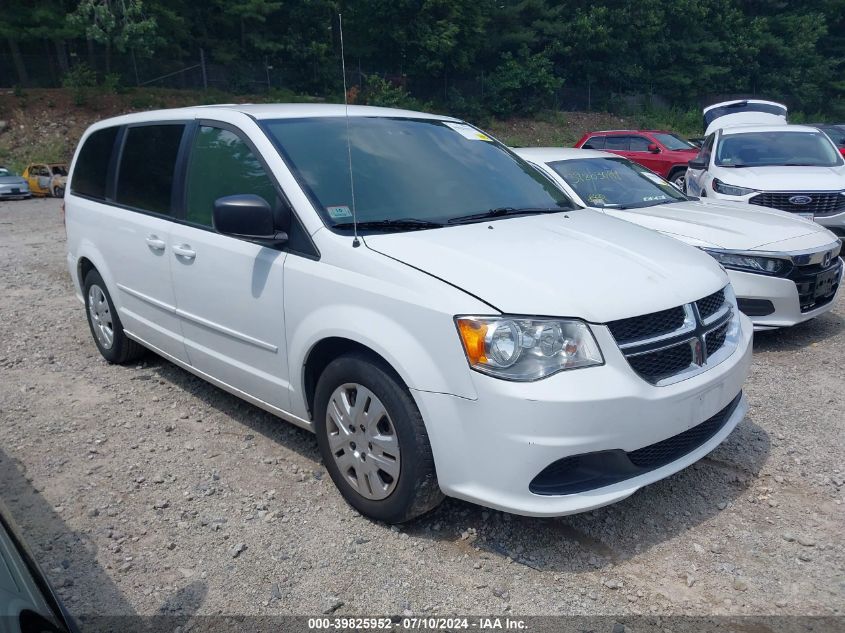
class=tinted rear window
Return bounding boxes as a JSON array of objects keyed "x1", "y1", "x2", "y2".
[
  {"x1": 116, "y1": 124, "x2": 185, "y2": 215},
  {"x1": 71, "y1": 127, "x2": 119, "y2": 199},
  {"x1": 582, "y1": 136, "x2": 605, "y2": 149}
]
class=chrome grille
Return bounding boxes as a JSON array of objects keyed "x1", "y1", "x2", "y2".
[
  {"x1": 607, "y1": 287, "x2": 738, "y2": 386},
  {"x1": 749, "y1": 191, "x2": 845, "y2": 217}
]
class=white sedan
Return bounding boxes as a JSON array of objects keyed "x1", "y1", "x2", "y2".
[{"x1": 517, "y1": 147, "x2": 843, "y2": 330}]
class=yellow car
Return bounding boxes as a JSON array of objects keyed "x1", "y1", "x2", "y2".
[{"x1": 23, "y1": 163, "x2": 68, "y2": 197}]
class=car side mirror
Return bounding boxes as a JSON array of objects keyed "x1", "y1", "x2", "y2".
[
  {"x1": 647, "y1": 143, "x2": 660, "y2": 153},
  {"x1": 213, "y1": 194, "x2": 288, "y2": 246},
  {"x1": 688, "y1": 158, "x2": 706, "y2": 170}
]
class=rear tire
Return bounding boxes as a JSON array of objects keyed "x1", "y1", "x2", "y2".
[
  {"x1": 314, "y1": 353, "x2": 443, "y2": 523},
  {"x1": 83, "y1": 269, "x2": 145, "y2": 364}
]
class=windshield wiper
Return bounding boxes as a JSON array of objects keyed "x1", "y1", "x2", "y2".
[
  {"x1": 446, "y1": 206, "x2": 568, "y2": 225},
  {"x1": 332, "y1": 218, "x2": 444, "y2": 232}
]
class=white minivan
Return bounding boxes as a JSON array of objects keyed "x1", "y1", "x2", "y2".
[{"x1": 65, "y1": 105, "x2": 753, "y2": 522}]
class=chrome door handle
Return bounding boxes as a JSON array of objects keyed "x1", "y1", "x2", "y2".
[
  {"x1": 172, "y1": 243, "x2": 196, "y2": 260},
  {"x1": 145, "y1": 235, "x2": 166, "y2": 251}
]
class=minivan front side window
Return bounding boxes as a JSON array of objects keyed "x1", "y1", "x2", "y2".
[
  {"x1": 185, "y1": 126, "x2": 278, "y2": 227},
  {"x1": 262, "y1": 117, "x2": 572, "y2": 228},
  {"x1": 115, "y1": 124, "x2": 185, "y2": 215}
]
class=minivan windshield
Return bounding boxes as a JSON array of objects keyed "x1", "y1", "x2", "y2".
[
  {"x1": 262, "y1": 117, "x2": 574, "y2": 229},
  {"x1": 715, "y1": 131, "x2": 843, "y2": 167},
  {"x1": 547, "y1": 157, "x2": 687, "y2": 209}
]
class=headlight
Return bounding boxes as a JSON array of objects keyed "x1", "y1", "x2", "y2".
[
  {"x1": 455, "y1": 316, "x2": 603, "y2": 381},
  {"x1": 703, "y1": 249, "x2": 789, "y2": 275},
  {"x1": 711, "y1": 179, "x2": 757, "y2": 196}
]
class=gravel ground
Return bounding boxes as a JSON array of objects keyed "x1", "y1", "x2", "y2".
[{"x1": 1, "y1": 198, "x2": 843, "y2": 619}]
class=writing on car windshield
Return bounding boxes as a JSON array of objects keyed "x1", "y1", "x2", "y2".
[
  {"x1": 548, "y1": 157, "x2": 687, "y2": 209},
  {"x1": 262, "y1": 117, "x2": 573, "y2": 229},
  {"x1": 715, "y1": 131, "x2": 842, "y2": 167}
]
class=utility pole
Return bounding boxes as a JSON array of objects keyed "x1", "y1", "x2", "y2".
[{"x1": 200, "y1": 48, "x2": 208, "y2": 90}]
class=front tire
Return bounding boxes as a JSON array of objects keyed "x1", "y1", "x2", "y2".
[
  {"x1": 669, "y1": 168, "x2": 687, "y2": 191},
  {"x1": 83, "y1": 270, "x2": 145, "y2": 364},
  {"x1": 314, "y1": 353, "x2": 443, "y2": 523}
]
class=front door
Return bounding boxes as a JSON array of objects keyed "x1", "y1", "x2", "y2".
[{"x1": 168, "y1": 124, "x2": 291, "y2": 410}]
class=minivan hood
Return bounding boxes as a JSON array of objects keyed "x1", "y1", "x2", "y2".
[
  {"x1": 601, "y1": 198, "x2": 833, "y2": 251},
  {"x1": 0, "y1": 176, "x2": 26, "y2": 186},
  {"x1": 713, "y1": 164, "x2": 845, "y2": 190},
  {"x1": 364, "y1": 210, "x2": 727, "y2": 323}
]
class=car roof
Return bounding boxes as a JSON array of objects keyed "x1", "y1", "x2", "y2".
[
  {"x1": 586, "y1": 129, "x2": 672, "y2": 135},
  {"x1": 720, "y1": 123, "x2": 824, "y2": 135},
  {"x1": 515, "y1": 147, "x2": 613, "y2": 162},
  {"x1": 87, "y1": 103, "x2": 460, "y2": 130}
]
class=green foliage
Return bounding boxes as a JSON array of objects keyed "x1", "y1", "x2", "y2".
[
  {"x1": 101, "y1": 73, "x2": 123, "y2": 94},
  {"x1": 0, "y1": 136, "x2": 69, "y2": 175},
  {"x1": 486, "y1": 48, "x2": 562, "y2": 117},
  {"x1": 68, "y1": 0, "x2": 158, "y2": 57},
  {"x1": 62, "y1": 63, "x2": 98, "y2": 105},
  {"x1": 359, "y1": 75, "x2": 425, "y2": 110},
  {"x1": 4, "y1": 0, "x2": 845, "y2": 124},
  {"x1": 634, "y1": 107, "x2": 702, "y2": 137}
]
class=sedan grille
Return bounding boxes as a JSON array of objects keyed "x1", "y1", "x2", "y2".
[
  {"x1": 749, "y1": 191, "x2": 845, "y2": 217},
  {"x1": 607, "y1": 287, "x2": 736, "y2": 386}
]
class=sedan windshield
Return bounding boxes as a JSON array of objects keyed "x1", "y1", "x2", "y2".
[
  {"x1": 547, "y1": 157, "x2": 687, "y2": 209},
  {"x1": 262, "y1": 117, "x2": 573, "y2": 228},
  {"x1": 715, "y1": 131, "x2": 842, "y2": 167},
  {"x1": 652, "y1": 133, "x2": 695, "y2": 150}
]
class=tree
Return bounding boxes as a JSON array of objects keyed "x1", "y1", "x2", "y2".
[{"x1": 68, "y1": 0, "x2": 158, "y2": 73}]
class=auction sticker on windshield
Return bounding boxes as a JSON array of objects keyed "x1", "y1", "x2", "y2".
[{"x1": 444, "y1": 122, "x2": 493, "y2": 141}]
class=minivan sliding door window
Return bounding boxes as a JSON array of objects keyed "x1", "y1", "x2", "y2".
[{"x1": 115, "y1": 124, "x2": 185, "y2": 215}]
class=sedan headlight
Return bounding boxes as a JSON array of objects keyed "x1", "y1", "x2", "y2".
[
  {"x1": 455, "y1": 316, "x2": 603, "y2": 381},
  {"x1": 703, "y1": 249, "x2": 789, "y2": 275},
  {"x1": 711, "y1": 179, "x2": 757, "y2": 197}
]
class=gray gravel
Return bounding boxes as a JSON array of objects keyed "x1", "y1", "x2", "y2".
[{"x1": 1, "y1": 198, "x2": 843, "y2": 617}]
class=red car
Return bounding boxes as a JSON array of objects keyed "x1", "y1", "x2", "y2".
[{"x1": 574, "y1": 130, "x2": 699, "y2": 190}]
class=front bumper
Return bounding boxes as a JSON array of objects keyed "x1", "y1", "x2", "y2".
[
  {"x1": 412, "y1": 314, "x2": 753, "y2": 517},
  {"x1": 728, "y1": 263, "x2": 843, "y2": 330}
]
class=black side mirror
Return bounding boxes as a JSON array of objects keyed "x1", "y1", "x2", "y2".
[
  {"x1": 688, "y1": 158, "x2": 706, "y2": 170},
  {"x1": 213, "y1": 194, "x2": 288, "y2": 246}
]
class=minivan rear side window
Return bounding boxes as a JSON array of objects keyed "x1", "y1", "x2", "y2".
[
  {"x1": 71, "y1": 127, "x2": 119, "y2": 200},
  {"x1": 116, "y1": 124, "x2": 185, "y2": 215}
]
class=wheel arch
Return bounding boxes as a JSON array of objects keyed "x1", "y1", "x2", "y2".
[
  {"x1": 73, "y1": 241, "x2": 117, "y2": 302},
  {"x1": 302, "y1": 337, "x2": 408, "y2": 421}
]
